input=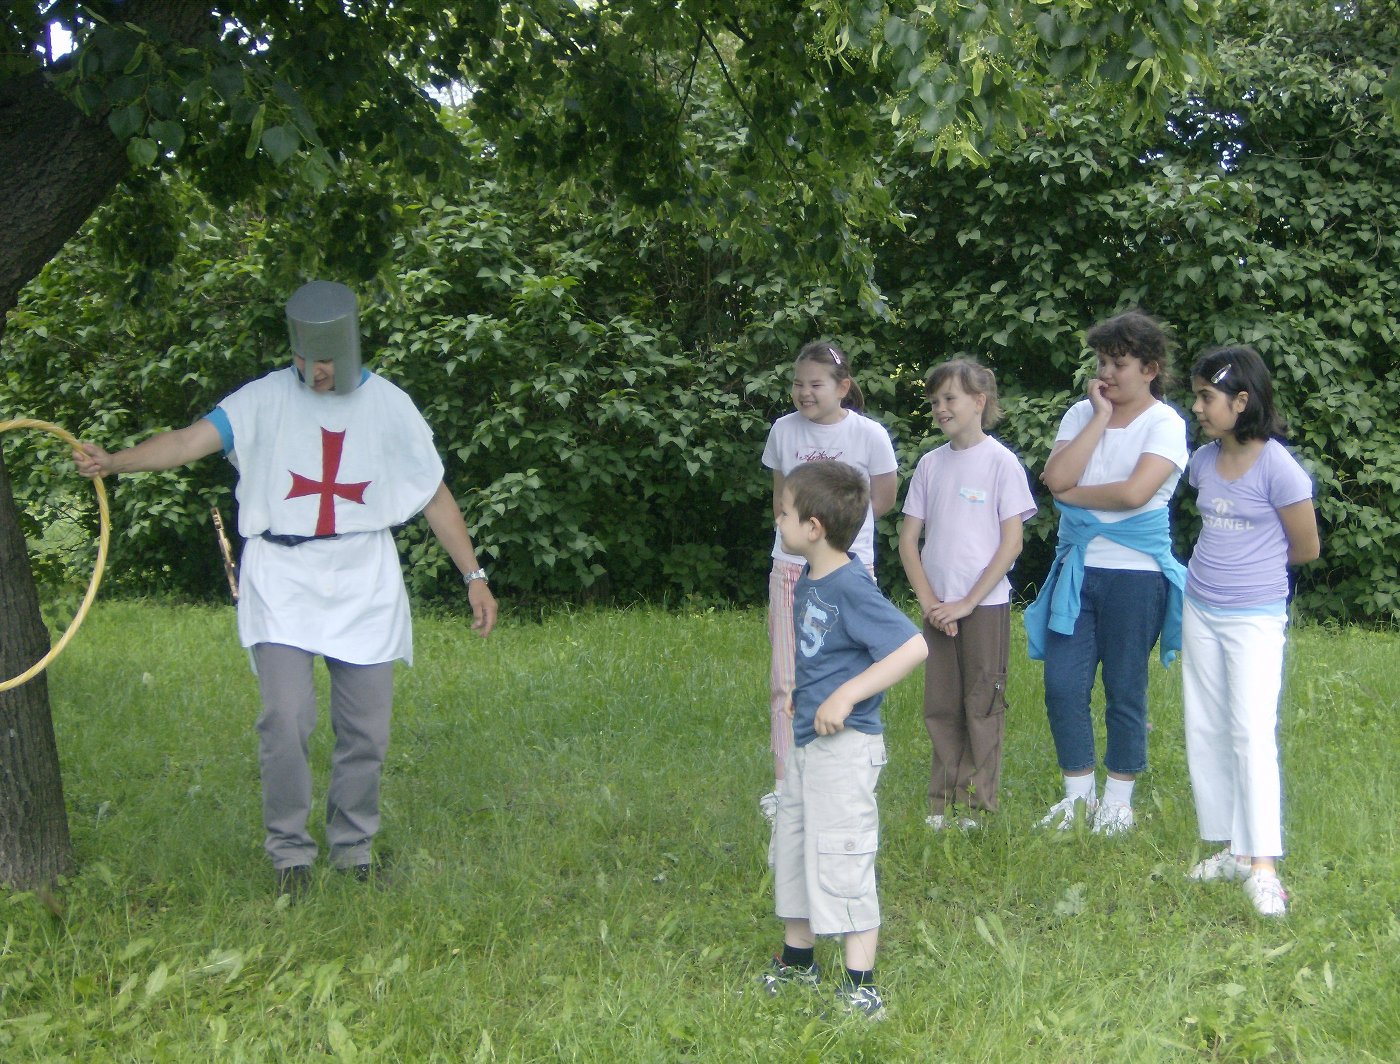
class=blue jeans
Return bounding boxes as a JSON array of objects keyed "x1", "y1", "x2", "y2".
[{"x1": 1043, "y1": 567, "x2": 1167, "y2": 776}]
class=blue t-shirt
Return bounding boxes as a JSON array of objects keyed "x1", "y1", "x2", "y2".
[{"x1": 791, "y1": 557, "x2": 920, "y2": 747}]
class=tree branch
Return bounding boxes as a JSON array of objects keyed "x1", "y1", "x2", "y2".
[{"x1": 0, "y1": 1, "x2": 214, "y2": 315}]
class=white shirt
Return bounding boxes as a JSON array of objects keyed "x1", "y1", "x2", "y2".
[
  {"x1": 762, "y1": 410, "x2": 898, "y2": 567},
  {"x1": 1056, "y1": 398, "x2": 1188, "y2": 571}
]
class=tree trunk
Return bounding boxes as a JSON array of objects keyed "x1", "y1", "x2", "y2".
[
  {"x1": 0, "y1": 1, "x2": 215, "y2": 890},
  {"x1": 0, "y1": 446, "x2": 71, "y2": 889}
]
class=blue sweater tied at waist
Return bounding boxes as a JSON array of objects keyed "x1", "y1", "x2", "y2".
[{"x1": 1024, "y1": 503, "x2": 1186, "y2": 666}]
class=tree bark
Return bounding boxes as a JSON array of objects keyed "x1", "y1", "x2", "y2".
[
  {"x1": 0, "y1": 444, "x2": 71, "y2": 889},
  {"x1": 0, "y1": 0, "x2": 214, "y2": 889}
]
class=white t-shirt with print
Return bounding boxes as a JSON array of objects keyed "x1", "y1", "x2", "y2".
[{"x1": 762, "y1": 410, "x2": 898, "y2": 568}]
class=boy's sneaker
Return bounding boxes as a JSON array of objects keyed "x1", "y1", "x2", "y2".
[
  {"x1": 1036, "y1": 795, "x2": 1097, "y2": 831},
  {"x1": 1091, "y1": 800, "x2": 1135, "y2": 836},
  {"x1": 926, "y1": 814, "x2": 980, "y2": 831},
  {"x1": 833, "y1": 983, "x2": 886, "y2": 1021},
  {"x1": 1243, "y1": 871, "x2": 1288, "y2": 917},
  {"x1": 760, "y1": 957, "x2": 821, "y2": 995},
  {"x1": 758, "y1": 791, "x2": 780, "y2": 823},
  {"x1": 1187, "y1": 849, "x2": 1252, "y2": 882}
]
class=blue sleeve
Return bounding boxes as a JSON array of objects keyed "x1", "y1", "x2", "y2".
[
  {"x1": 206, "y1": 407, "x2": 234, "y2": 454},
  {"x1": 852, "y1": 576, "x2": 919, "y2": 660}
]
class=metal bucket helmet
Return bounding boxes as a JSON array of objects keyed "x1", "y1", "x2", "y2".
[{"x1": 285, "y1": 280, "x2": 361, "y2": 395}]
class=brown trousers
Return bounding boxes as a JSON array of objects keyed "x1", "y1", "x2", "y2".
[{"x1": 923, "y1": 604, "x2": 1010, "y2": 813}]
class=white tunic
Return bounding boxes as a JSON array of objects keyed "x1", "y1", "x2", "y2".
[{"x1": 217, "y1": 368, "x2": 444, "y2": 665}]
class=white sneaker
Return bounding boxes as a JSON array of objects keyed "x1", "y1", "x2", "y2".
[
  {"x1": 926, "y1": 814, "x2": 980, "y2": 831},
  {"x1": 1036, "y1": 795, "x2": 1097, "y2": 830},
  {"x1": 1187, "y1": 849, "x2": 1252, "y2": 882},
  {"x1": 1091, "y1": 800, "x2": 1134, "y2": 836},
  {"x1": 1243, "y1": 871, "x2": 1288, "y2": 916},
  {"x1": 758, "y1": 791, "x2": 780, "y2": 823}
]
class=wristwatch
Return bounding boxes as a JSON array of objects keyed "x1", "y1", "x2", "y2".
[{"x1": 462, "y1": 567, "x2": 488, "y2": 586}]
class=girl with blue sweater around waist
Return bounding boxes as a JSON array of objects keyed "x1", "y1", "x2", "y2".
[
  {"x1": 1181, "y1": 346, "x2": 1318, "y2": 916},
  {"x1": 1027, "y1": 310, "x2": 1188, "y2": 835}
]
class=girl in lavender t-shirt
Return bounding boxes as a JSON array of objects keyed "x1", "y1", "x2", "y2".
[{"x1": 1182, "y1": 345, "x2": 1319, "y2": 917}]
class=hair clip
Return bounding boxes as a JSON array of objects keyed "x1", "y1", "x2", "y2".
[
  {"x1": 1210, "y1": 363, "x2": 1232, "y2": 385},
  {"x1": 829, "y1": 349, "x2": 844, "y2": 366}
]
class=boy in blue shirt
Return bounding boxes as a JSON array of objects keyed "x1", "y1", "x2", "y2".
[{"x1": 763, "y1": 460, "x2": 928, "y2": 1019}]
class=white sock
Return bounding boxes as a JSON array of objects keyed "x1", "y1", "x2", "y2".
[
  {"x1": 1102, "y1": 776, "x2": 1135, "y2": 808},
  {"x1": 1064, "y1": 774, "x2": 1097, "y2": 802}
]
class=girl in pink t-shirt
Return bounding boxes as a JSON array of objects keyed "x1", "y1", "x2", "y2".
[
  {"x1": 898, "y1": 358, "x2": 1036, "y2": 828},
  {"x1": 1182, "y1": 345, "x2": 1319, "y2": 917}
]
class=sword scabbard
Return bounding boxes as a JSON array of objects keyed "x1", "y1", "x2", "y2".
[{"x1": 211, "y1": 505, "x2": 239, "y2": 602}]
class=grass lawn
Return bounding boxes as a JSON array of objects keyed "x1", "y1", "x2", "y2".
[{"x1": 3, "y1": 600, "x2": 1398, "y2": 1061}]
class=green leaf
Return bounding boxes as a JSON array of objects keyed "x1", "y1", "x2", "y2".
[
  {"x1": 126, "y1": 137, "x2": 159, "y2": 168},
  {"x1": 108, "y1": 103, "x2": 145, "y2": 142},
  {"x1": 261, "y1": 124, "x2": 301, "y2": 166},
  {"x1": 300, "y1": 152, "x2": 332, "y2": 193},
  {"x1": 884, "y1": 14, "x2": 906, "y2": 50},
  {"x1": 210, "y1": 64, "x2": 244, "y2": 99},
  {"x1": 1129, "y1": 32, "x2": 1156, "y2": 60},
  {"x1": 245, "y1": 104, "x2": 266, "y2": 160},
  {"x1": 149, "y1": 120, "x2": 185, "y2": 153}
]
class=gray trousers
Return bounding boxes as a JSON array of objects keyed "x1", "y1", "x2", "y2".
[{"x1": 252, "y1": 643, "x2": 394, "y2": 870}]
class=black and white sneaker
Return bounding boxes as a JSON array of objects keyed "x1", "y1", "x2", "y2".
[
  {"x1": 833, "y1": 983, "x2": 886, "y2": 1021},
  {"x1": 760, "y1": 956, "x2": 821, "y2": 995}
]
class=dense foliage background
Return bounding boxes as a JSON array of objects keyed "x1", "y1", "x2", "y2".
[{"x1": 3, "y1": 1, "x2": 1397, "y2": 623}]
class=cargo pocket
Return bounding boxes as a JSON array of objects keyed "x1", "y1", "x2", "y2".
[
  {"x1": 970, "y1": 671, "x2": 1007, "y2": 718},
  {"x1": 868, "y1": 735, "x2": 889, "y2": 768},
  {"x1": 816, "y1": 830, "x2": 878, "y2": 900}
]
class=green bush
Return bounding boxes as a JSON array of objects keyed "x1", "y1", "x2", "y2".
[{"x1": 4, "y1": 1, "x2": 1397, "y2": 621}]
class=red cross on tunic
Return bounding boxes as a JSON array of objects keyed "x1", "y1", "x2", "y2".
[{"x1": 285, "y1": 427, "x2": 371, "y2": 536}]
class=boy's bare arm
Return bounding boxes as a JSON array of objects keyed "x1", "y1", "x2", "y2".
[
  {"x1": 813, "y1": 634, "x2": 929, "y2": 735},
  {"x1": 74, "y1": 419, "x2": 223, "y2": 477},
  {"x1": 423, "y1": 481, "x2": 498, "y2": 637}
]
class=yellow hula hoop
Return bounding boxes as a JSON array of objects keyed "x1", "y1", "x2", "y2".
[{"x1": 0, "y1": 419, "x2": 110, "y2": 692}]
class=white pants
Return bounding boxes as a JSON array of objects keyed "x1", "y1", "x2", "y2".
[
  {"x1": 1182, "y1": 597, "x2": 1288, "y2": 858},
  {"x1": 773, "y1": 729, "x2": 886, "y2": 936}
]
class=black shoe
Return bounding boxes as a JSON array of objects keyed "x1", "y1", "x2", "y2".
[
  {"x1": 336, "y1": 861, "x2": 395, "y2": 889},
  {"x1": 275, "y1": 864, "x2": 312, "y2": 900}
]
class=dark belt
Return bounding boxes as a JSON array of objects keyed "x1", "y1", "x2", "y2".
[{"x1": 260, "y1": 531, "x2": 341, "y2": 547}]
